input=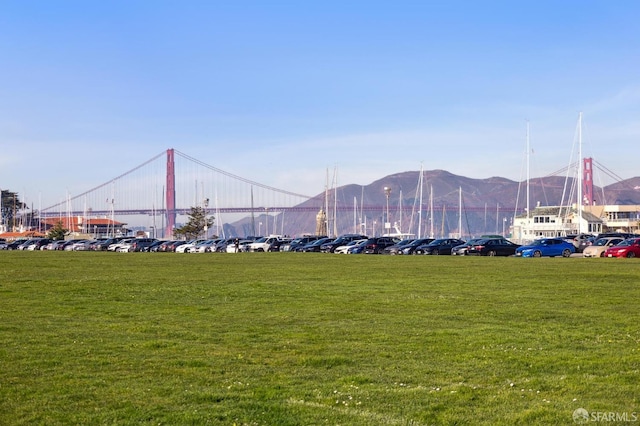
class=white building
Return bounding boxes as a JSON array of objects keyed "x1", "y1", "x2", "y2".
[
  {"x1": 512, "y1": 205, "x2": 603, "y2": 244},
  {"x1": 583, "y1": 205, "x2": 640, "y2": 234},
  {"x1": 512, "y1": 204, "x2": 640, "y2": 244}
]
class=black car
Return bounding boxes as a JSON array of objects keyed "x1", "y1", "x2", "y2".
[
  {"x1": 300, "y1": 237, "x2": 334, "y2": 252},
  {"x1": 467, "y1": 238, "x2": 521, "y2": 256},
  {"x1": 395, "y1": 238, "x2": 435, "y2": 255},
  {"x1": 382, "y1": 238, "x2": 415, "y2": 255},
  {"x1": 320, "y1": 234, "x2": 369, "y2": 253},
  {"x1": 7, "y1": 240, "x2": 27, "y2": 250},
  {"x1": 268, "y1": 238, "x2": 292, "y2": 252},
  {"x1": 146, "y1": 240, "x2": 165, "y2": 252},
  {"x1": 282, "y1": 236, "x2": 326, "y2": 252},
  {"x1": 415, "y1": 238, "x2": 465, "y2": 255},
  {"x1": 451, "y1": 238, "x2": 485, "y2": 256},
  {"x1": 362, "y1": 237, "x2": 400, "y2": 254}
]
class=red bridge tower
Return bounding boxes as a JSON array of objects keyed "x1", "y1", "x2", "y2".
[{"x1": 165, "y1": 149, "x2": 176, "y2": 238}]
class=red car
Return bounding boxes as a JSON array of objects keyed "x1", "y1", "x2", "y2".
[{"x1": 603, "y1": 238, "x2": 640, "y2": 258}]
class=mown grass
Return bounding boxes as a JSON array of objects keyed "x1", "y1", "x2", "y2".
[{"x1": 0, "y1": 252, "x2": 638, "y2": 425}]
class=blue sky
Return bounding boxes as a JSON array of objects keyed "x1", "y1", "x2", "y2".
[{"x1": 2, "y1": 1, "x2": 639, "y2": 207}]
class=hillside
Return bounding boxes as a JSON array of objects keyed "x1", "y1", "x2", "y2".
[{"x1": 226, "y1": 170, "x2": 640, "y2": 238}]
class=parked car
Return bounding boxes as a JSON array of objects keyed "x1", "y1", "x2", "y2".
[
  {"x1": 281, "y1": 236, "x2": 326, "y2": 252},
  {"x1": 451, "y1": 238, "x2": 485, "y2": 256},
  {"x1": 582, "y1": 237, "x2": 625, "y2": 258},
  {"x1": 91, "y1": 237, "x2": 127, "y2": 251},
  {"x1": 398, "y1": 238, "x2": 435, "y2": 255},
  {"x1": 7, "y1": 240, "x2": 27, "y2": 250},
  {"x1": 300, "y1": 237, "x2": 335, "y2": 252},
  {"x1": 603, "y1": 237, "x2": 640, "y2": 258},
  {"x1": 247, "y1": 236, "x2": 286, "y2": 252},
  {"x1": 129, "y1": 238, "x2": 158, "y2": 252},
  {"x1": 334, "y1": 239, "x2": 368, "y2": 254},
  {"x1": 211, "y1": 238, "x2": 235, "y2": 253},
  {"x1": 467, "y1": 238, "x2": 521, "y2": 256},
  {"x1": 146, "y1": 240, "x2": 165, "y2": 252},
  {"x1": 415, "y1": 238, "x2": 465, "y2": 255},
  {"x1": 60, "y1": 239, "x2": 87, "y2": 251},
  {"x1": 226, "y1": 239, "x2": 253, "y2": 252},
  {"x1": 515, "y1": 238, "x2": 575, "y2": 258},
  {"x1": 116, "y1": 241, "x2": 134, "y2": 252},
  {"x1": 382, "y1": 239, "x2": 415, "y2": 255},
  {"x1": 0, "y1": 240, "x2": 7, "y2": 250},
  {"x1": 189, "y1": 239, "x2": 218, "y2": 253},
  {"x1": 16, "y1": 239, "x2": 37, "y2": 250},
  {"x1": 565, "y1": 233, "x2": 595, "y2": 252},
  {"x1": 47, "y1": 240, "x2": 70, "y2": 251},
  {"x1": 320, "y1": 234, "x2": 369, "y2": 253},
  {"x1": 268, "y1": 238, "x2": 291, "y2": 252},
  {"x1": 71, "y1": 240, "x2": 94, "y2": 251},
  {"x1": 362, "y1": 237, "x2": 400, "y2": 254},
  {"x1": 576, "y1": 236, "x2": 597, "y2": 253},
  {"x1": 26, "y1": 238, "x2": 51, "y2": 250},
  {"x1": 346, "y1": 239, "x2": 369, "y2": 254},
  {"x1": 107, "y1": 238, "x2": 134, "y2": 252},
  {"x1": 175, "y1": 239, "x2": 206, "y2": 253},
  {"x1": 164, "y1": 240, "x2": 188, "y2": 252}
]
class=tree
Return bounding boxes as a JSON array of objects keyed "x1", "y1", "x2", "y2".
[
  {"x1": 173, "y1": 206, "x2": 214, "y2": 240},
  {"x1": 47, "y1": 220, "x2": 68, "y2": 241},
  {"x1": 1, "y1": 189, "x2": 26, "y2": 231}
]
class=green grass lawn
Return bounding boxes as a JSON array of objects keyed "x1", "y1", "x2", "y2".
[{"x1": 1, "y1": 252, "x2": 638, "y2": 425}]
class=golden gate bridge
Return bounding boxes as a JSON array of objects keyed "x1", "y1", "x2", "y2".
[{"x1": 39, "y1": 149, "x2": 601, "y2": 238}]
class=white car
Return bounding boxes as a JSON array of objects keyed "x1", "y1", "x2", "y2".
[
  {"x1": 107, "y1": 238, "x2": 134, "y2": 252},
  {"x1": 334, "y1": 239, "x2": 367, "y2": 254},
  {"x1": 72, "y1": 240, "x2": 93, "y2": 251},
  {"x1": 582, "y1": 237, "x2": 625, "y2": 258},
  {"x1": 176, "y1": 239, "x2": 206, "y2": 253},
  {"x1": 247, "y1": 236, "x2": 285, "y2": 252},
  {"x1": 116, "y1": 242, "x2": 133, "y2": 252},
  {"x1": 190, "y1": 240, "x2": 217, "y2": 253},
  {"x1": 226, "y1": 239, "x2": 253, "y2": 253}
]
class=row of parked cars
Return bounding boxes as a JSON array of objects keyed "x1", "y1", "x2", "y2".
[{"x1": 3, "y1": 232, "x2": 640, "y2": 258}]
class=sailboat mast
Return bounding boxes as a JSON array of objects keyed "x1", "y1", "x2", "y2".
[
  {"x1": 429, "y1": 185, "x2": 434, "y2": 238},
  {"x1": 577, "y1": 112, "x2": 583, "y2": 234},
  {"x1": 458, "y1": 187, "x2": 462, "y2": 239},
  {"x1": 418, "y1": 164, "x2": 424, "y2": 238},
  {"x1": 324, "y1": 169, "x2": 329, "y2": 237},
  {"x1": 333, "y1": 167, "x2": 338, "y2": 237},
  {"x1": 353, "y1": 196, "x2": 357, "y2": 234},
  {"x1": 398, "y1": 189, "x2": 402, "y2": 234},
  {"x1": 250, "y1": 186, "x2": 255, "y2": 236},
  {"x1": 526, "y1": 121, "x2": 530, "y2": 222},
  {"x1": 360, "y1": 186, "x2": 365, "y2": 235}
]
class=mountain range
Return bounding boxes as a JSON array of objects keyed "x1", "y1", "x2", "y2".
[{"x1": 226, "y1": 170, "x2": 640, "y2": 238}]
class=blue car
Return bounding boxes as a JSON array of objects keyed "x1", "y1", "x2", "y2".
[{"x1": 515, "y1": 238, "x2": 575, "y2": 258}]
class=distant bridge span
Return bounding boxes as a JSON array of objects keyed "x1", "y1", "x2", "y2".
[
  {"x1": 38, "y1": 148, "x2": 552, "y2": 236},
  {"x1": 41, "y1": 205, "x2": 519, "y2": 218}
]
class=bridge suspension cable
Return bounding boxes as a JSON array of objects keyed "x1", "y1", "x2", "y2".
[{"x1": 174, "y1": 150, "x2": 315, "y2": 200}]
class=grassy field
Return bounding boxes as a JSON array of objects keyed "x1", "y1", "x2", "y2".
[{"x1": 0, "y1": 252, "x2": 638, "y2": 425}]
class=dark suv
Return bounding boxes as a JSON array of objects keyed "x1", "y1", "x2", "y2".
[
  {"x1": 415, "y1": 238, "x2": 466, "y2": 255},
  {"x1": 362, "y1": 237, "x2": 400, "y2": 254}
]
